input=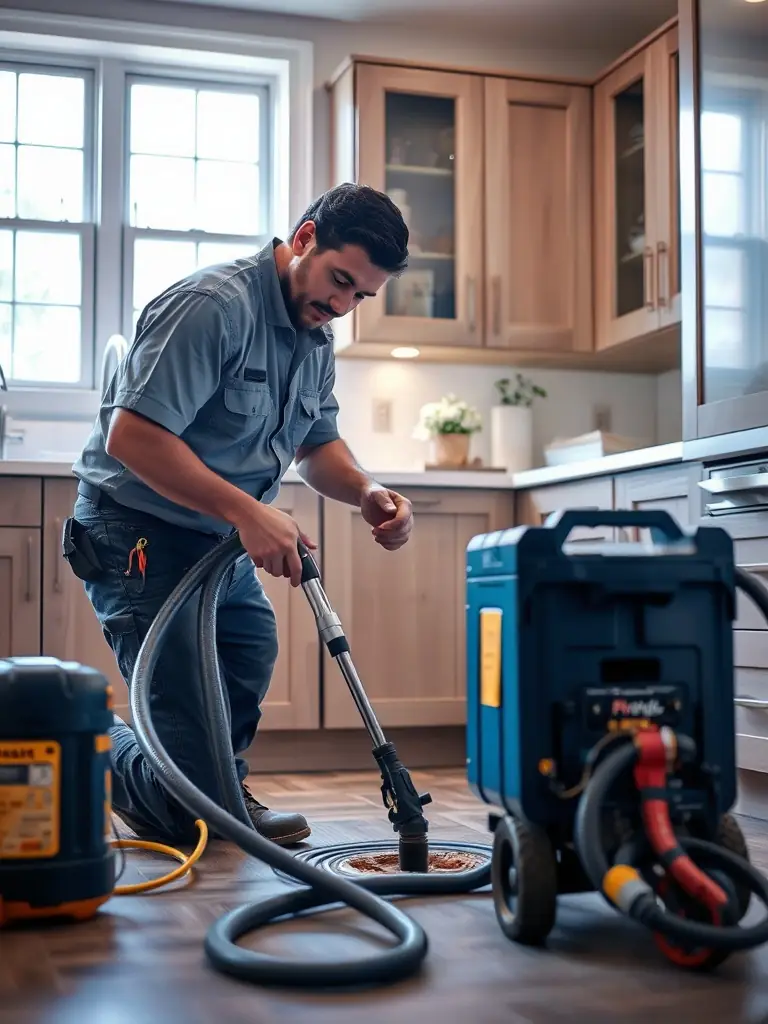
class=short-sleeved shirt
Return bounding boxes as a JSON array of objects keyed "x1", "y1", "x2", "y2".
[{"x1": 73, "y1": 239, "x2": 340, "y2": 534}]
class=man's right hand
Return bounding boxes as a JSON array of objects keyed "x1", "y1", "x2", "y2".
[{"x1": 235, "y1": 502, "x2": 316, "y2": 587}]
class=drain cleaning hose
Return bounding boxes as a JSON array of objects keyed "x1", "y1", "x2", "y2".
[
  {"x1": 573, "y1": 566, "x2": 768, "y2": 953},
  {"x1": 129, "y1": 531, "x2": 490, "y2": 989}
]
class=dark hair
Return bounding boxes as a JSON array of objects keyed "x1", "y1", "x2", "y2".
[{"x1": 290, "y1": 183, "x2": 409, "y2": 276}]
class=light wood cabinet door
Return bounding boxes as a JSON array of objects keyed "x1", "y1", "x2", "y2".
[
  {"x1": 0, "y1": 526, "x2": 41, "y2": 657},
  {"x1": 484, "y1": 77, "x2": 593, "y2": 355},
  {"x1": 256, "y1": 483, "x2": 321, "y2": 730},
  {"x1": 594, "y1": 31, "x2": 680, "y2": 354},
  {"x1": 42, "y1": 479, "x2": 131, "y2": 720},
  {"x1": 321, "y1": 488, "x2": 515, "y2": 729},
  {"x1": 516, "y1": 477, "x2": 616, "y2": 544},
  {"x1": 332, "y1": 62, "x2": 485, "y2": 351}
]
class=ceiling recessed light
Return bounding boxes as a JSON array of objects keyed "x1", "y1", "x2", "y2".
[
  {"x1": 744, "y1": 1, "x2": 766, "y2": 5},
  {"x1": 391, "y1": 346, "x2": 420, "y2": 359}
]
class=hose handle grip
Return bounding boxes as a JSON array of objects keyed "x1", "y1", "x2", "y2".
[{"x1": 297, "y1": 538, "x2": 321, "y2": 584}]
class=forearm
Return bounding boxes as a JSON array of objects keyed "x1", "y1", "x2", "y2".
[
  {"x1": 106, "y1": 408, "x2": 258, "y2": 527},
  {"x1": 294, "y1": 438, "x2": 375, "y2": 506}
]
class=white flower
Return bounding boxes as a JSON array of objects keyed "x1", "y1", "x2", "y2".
[{"x1": 412, "y1": 393, "x2": 482, "y2": 438}]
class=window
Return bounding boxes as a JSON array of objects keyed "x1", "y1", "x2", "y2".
[
  {"x1": 124, "y1": 76, "x2": 270, "y2": 336},
  {"x1": 0, "y1": 64, "x2": 94, "y2": 386},
  {"x1": 0, "y1": 46, "x2": 280, "y2": 394}
]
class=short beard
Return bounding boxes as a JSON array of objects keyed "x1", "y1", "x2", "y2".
[{"x1": 278, "y1": 250, "x2": 312, "y2": 328}]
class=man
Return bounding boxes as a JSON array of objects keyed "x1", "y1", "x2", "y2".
[{"x1": 70, "y1": 183, "x2": 413, "y2": 847}]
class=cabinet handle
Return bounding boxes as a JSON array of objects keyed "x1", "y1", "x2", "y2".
[
  {"x1": 739, "y1": 563, "x2": 768, "y2": 574},
  {"x1": 656, "y1": 241, "x2": 668, "y2": 308},
  {"x1": 699, "y1": 472, "x2": 768, "y2": 496},
  {"x1": 643, "y1": 246, "x2": 655, "y2": 310},
  {"x1": 25, "y1": 535, "x2": 33, "y2": 602},
  {"x1": 466, "y1": 276, "x2": 477, "y2": 332},
  {"x1": 492, "y1": 276, "x2": 502, "y2": 336},
  {"x1": 410, "y1": 498, "x2": 441, "y2": 509},
  {"x1": 735, "y1": 695, "x2": 768, "y2": 710},
  {"x1": 53, "y1": 517, "x2": 62, "y2": 593}
]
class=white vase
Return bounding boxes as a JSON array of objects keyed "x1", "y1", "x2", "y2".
[{"x1": 490, "y1": 404, "x2": 534, "y2": 472}]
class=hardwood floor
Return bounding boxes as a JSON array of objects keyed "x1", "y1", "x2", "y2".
[{"x1": 3, "y1": 768, "x2": 768, "y2": 1024}]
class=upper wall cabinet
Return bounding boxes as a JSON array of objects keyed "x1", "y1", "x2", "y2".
[
  {"x1": 329, "y1": 60, "x2": 593, "y2": 365},
  {"x1": 593, "y1": 26, "x2": 681, "y2": 354}
]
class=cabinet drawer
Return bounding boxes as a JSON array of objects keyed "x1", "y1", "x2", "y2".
[
  {"x1": 734, "y1": 544, "x2": 768, "y2": 630},
  {"x1": 0, "y1": 478, "x2": 42, "y2": 526},
  {"x1": 734, "y1": 630, "x2": 768, "y2": 771}
]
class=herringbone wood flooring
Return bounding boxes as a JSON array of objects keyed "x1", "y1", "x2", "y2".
[{"x1": 3, "y1": 768, "x2": 768, "y2": 1024}]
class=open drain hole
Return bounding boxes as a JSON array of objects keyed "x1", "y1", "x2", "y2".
[{"x1": 341, "y1": 851, "x2": 486, "y2": 875}]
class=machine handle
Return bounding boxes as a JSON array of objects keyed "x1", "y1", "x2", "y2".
[
  {"x1": 297, "y1": 538, "x2": 321, "y2": 584},
  {"x1": 735, "y1": 696, "x2": 768, "y2": 710},
  {"x1": 544, "y1": 508, "x2": 687, "y2": 546}
]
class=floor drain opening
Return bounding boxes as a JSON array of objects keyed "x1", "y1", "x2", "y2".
[{"x1": 341, "y1": 851, "x2": 486, "y2": 876}]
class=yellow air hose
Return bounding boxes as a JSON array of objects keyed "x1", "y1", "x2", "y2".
[{"x1": 111, "y1": 818, "x2": 209, "y2": 896}]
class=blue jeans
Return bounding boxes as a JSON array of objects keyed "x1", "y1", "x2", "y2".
[{"x1": 72, "y1": 491, "x2": 278, "y2": 842}]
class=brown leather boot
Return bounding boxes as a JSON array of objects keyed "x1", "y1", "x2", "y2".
[{"x1": 241, "y1": 783, "x2": 311, "y2": 846}]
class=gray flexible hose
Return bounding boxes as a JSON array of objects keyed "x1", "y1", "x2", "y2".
[{"x1": 129, "y1": 531, "x2": 490, "y2": 989}]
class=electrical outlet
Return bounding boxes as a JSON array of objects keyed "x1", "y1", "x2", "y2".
[
  {"x1": 372, "y1": 398, "x2": 393, "y2": 433},
  {"x1": 594, "y1": 404, "x2": 612, "y2": 433}
]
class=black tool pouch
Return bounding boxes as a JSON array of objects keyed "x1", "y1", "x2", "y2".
[{"x1": 61, "y1": 517, "x2": 104, "y2": 582}]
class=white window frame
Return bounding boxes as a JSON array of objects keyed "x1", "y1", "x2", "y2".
[
  {"x1": 0, "y1": 58, "x2": 97, "y2": 391},
  {"x1": 0, "y1": 9, "x2": 313, "y2": 423}
]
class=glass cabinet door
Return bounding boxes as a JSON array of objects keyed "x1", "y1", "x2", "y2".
[
  {"x1": 355, "y1": 65, "x2": 484, "y2": 349},
  {"x1": 595, "y1": 48, "x2": 661, "y2": 349}
]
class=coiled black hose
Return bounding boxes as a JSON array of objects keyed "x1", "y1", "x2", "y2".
[
  {"x1": 129, "y1": 531, "x2": 490, "y2": 989},
  {"x1": 573, "y1": 565, "x2": 768, "y2": 953}
]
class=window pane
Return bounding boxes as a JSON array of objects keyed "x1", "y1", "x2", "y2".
[
  {"x1": 0, "y1": 303, "x2": 10, "y2": 370},
  {"x1": 197, "y1": 241, "x2": 257, "y2": 268},
  {"x1": 17, "y1": 73, "x2": 84, "y2": 149},
  {"x1": 130, "y1": 83, "x2": 196, "y2": 158},
  {"x1": 196, "y1": 90, "x2": 260, "y2": 163},
  {"x1": 702, "y1": 172, "x2": 743, "y2": 237},
  {"x1": 133, "y1": 238, "x2": 196, "y2": 311},
  {"x1": 701, "y1": 111, "x2": 742, "y2": 172},
  {"x1": 129, "y1": 155, "x2": 195, "y2": 230},
  {"x1": 196, "y1": 160, "x2": 260, "y2": 234},
  {"x1": 0, "y1": 72, "x2": 16, "y2": 143},
  {"x1": 703, "y1": 246, "x2": 745, "y2": 309},
  {"x1": 17, "y1": 146, "x2": 83, "y2": 221},
  {"x1": 0, "y1": 230, "x2": 12, "y2": 301},
  {"x1": 15, "y1": 232, "x2": 81, "y2": 305},
  {"x1": 14, "y1": 304, "x2": 81, "y2": 382},
  {"x1": 704, "y1": 307, "x2": 745, "y2": 368},
  {"x1": 0, "y1": 144, "x2": 15, "y2": 218}
]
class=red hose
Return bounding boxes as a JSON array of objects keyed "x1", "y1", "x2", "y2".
[{"x1": 632, "y1": 729, "x2": 729, "y2": 964}]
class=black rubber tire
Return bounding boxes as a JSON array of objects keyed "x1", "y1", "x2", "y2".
[{"x1": 491, "y1": 814, "x2": 558, "y2": 946}]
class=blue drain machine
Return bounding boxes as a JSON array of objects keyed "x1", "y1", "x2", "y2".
[{"x1": 466, "y1": 509, "x2": 768, "y2": 970}]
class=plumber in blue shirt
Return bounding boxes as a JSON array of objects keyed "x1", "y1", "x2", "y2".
[{"x1": 70, "y1": 183, "x2": 413, "y2": 847}]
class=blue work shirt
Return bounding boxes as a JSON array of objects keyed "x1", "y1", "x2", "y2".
[{"x1": 73, "y1": 239, "x2": 340, "y2": 533}]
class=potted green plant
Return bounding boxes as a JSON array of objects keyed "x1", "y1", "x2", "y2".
[
  {"x1": 491, "y1": 374, "x2": 547, "y2": 472},
  {"x1": 413, "y1": 393, "x2": 482, "y2": 467}
]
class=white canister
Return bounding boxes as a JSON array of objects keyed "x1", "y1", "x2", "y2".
[{"x1": 490, "y1": 404, "x2": 534, "y2": 473}]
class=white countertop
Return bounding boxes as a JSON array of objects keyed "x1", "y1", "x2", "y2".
[{"x1": 0, "y1": 442, "x2": 684, "y2": 490}]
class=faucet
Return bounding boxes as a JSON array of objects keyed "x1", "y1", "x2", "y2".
[
  {"x1": 0, "y1": 362, "x2": 24, "y2": 459},
  {"x1": 100, "y1": 334, "x2": 129, "y2": 397}
]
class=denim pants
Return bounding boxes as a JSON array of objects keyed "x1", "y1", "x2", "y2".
[{"x1": 72, "y1": 490, "x2": 278, "y2": 842}]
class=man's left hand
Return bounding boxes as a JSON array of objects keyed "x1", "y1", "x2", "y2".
[{"x1": 360, "y1": 485, "x2": 413, "y2": 551}]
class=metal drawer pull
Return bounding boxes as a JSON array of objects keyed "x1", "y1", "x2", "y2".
[
  {"x1": 699, "y1": 472, "x2": 768, "y2": 496},
  {"x1": 740, "y1": 563, "x2": 768, "y2": 574},
  {"x1": 735, "y1": 696, "x2": 768, "y2": 710}
]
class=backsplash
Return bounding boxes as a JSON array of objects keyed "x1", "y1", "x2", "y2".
[{"x1": 4, "y1": 362, "x2": 681, "y2": 470}]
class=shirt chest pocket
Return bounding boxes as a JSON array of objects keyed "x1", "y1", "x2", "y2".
[
  {"x1": 213, "y1": 381, "x2": 275, "y2": 440},
  {"x1": 291, "y1": 389, "x2": 321, "y2": 445}
]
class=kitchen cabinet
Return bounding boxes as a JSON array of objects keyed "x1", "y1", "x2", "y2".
[
  {"x1": 41, "y1": 479, "x2": 131, "y2": 720},
  {"x1": 330, "y1": 61, "x2": 485, "y2": 354},
  {"x1": 515, "y1": 476, "x2": 616, "y2": 544},
  {"x1": 697, "y1": 458, "x2": 768, "y2": 775},
  {"x1": 680, "y1": 0, "x2": 768, "y2": 440},
  {"x1": 256, "y1": 483, "x2": 322, "y2": 730},
  {"x1": 593, "y1": 25, "x2": 680, "y2": 356},
  {"x1": 320, "y1": 488, "x2": 515, "y2": 729},
  {"x1": 0, "y1": 527, "x2": 41, "y2": 657},
  {"x1": 483, "y1": 77, "x2": 593, "y2": 356},
  {"x1": 613, "y1": 462, "x2": 701, "y2": 536}
]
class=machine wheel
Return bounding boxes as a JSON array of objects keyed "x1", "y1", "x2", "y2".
[
  {"x1": 491, "y1": 814, "x2": 558, "y2": 946},
  {"x1": 715, "y1": 813, "x2": 751, "y2": 921}
]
